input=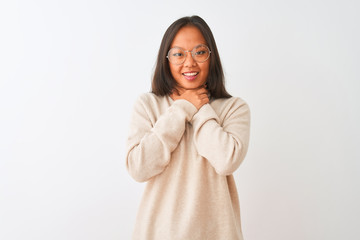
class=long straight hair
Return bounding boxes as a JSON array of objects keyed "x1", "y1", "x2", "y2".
[{"x1": 151, "y1": 16, "x2": 231, "y2": 99}]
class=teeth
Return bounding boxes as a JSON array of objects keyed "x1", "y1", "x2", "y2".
[{"x1": 183, "y1": 72, "x2": 198, "y2": 76}]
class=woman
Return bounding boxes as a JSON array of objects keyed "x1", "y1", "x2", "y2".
[{"x1": 126, "y1": 15, "x2": 250, "y2": 240}]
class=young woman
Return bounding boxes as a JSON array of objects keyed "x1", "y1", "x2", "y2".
[{"x1": 126, "y1": 15, "x2": 251, "y2": 240}]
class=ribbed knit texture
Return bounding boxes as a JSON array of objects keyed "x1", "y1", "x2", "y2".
[{"x1": 126, "y1": 93, "x2": 251, "y2": 240}]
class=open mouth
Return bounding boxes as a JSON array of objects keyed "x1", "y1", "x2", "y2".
[{"x1": 182, "y1": 72, "x2": 199, "y2": 76}]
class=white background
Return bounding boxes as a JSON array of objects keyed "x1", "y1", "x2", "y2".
[{"x1": 1, "y1": 0, "x2": 359, "y2": 239}]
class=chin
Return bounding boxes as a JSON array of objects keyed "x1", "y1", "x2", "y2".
[
  {"x1": 181, "y1": 83, "x2": 202, "y2": 90},
  {"x1": 180, "y1": 80, "x2": 206, "y2": 89}
]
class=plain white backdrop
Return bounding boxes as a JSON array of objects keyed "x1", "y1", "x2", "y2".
[{"x1": 1, "y1": 0, "x2": 359, "y2": 239}]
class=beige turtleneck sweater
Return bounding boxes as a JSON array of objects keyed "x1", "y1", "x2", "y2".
[{"x1": 126, "y1": 92, "x2": 251, "y2": 240}]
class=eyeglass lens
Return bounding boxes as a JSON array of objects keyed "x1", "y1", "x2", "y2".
[{"x1": 168, "y1": 45, "x2": 210, "y2": 65}]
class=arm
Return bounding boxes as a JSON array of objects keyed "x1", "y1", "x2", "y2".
[
  {"x1": 126, "y1": 95, "x2": 197, "y2": 182},
  {"x1": 191, "y1": 98, "x2": 251, "y2": 176}
]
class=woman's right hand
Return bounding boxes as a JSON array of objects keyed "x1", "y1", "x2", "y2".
[{"x1": 170, "y1": 85, "x2": 209, "y2": 110}]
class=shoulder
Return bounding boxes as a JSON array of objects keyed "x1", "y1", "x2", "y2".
[
  {"x1": 136, "y1": 92, "x2": 159, "y2": 102},
  {"x1": 135, "y1": 92, "x2": 168, "y2": 107},
  {"x1": 209, "y1": 96, "x2": 250, "y2": 124},
  {"x1": 211, "y1": 96, "x2": 250, "y2": 112},
  {"x1": 133, "y1": 93, "x2": 172, "y2": 118}
]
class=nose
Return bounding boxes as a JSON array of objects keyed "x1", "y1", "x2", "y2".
[{"x1": 183, "y1": 51, "x2": 197, "y2": 67}]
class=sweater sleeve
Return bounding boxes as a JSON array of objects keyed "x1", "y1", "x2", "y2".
[
  {"x1": 126, "y1": 95, "x2": 198, "y2": 182},
  {"x1": 191, "y1": 98, "x2": 251, "y2": 176}
]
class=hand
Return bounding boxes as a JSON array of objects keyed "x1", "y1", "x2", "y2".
[{"x1": 170, "y1": 85, "x2": 209, "y2": 110}]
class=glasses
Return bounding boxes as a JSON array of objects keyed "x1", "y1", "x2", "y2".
[{"x1": 166, "y1": 44, "x2": 211, "y2": 65}]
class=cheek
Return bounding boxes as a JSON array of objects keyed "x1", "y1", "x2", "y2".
[
  {"x1": 201, "y1": 63, "x2": 210, "y2": 78},
  {"x1": 169, "y1": 65, "x2": 182, "y2": 78}
]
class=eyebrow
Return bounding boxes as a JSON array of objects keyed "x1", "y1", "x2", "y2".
[{"x1": 170, "y1": 43, "x2": 208, "y2": 49}]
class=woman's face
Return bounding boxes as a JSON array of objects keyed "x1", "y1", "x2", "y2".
[{"x1": 169, "y1": 26, "x2": 210, "y2": 90}]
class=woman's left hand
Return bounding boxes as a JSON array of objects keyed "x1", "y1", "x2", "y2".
[{"x1": 170, "y1": 85, "x2": 209, "y2": 110}]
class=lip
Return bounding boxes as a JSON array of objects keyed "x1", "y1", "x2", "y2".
[{"x1": 182, "y1": 71, "x2": 199, "y2": 81}]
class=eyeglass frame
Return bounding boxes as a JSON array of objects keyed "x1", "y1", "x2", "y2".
[{"x1": 166, "y1": 44, "x2": 212, "y2": 65}]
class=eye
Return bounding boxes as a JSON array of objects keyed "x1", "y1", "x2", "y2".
[
  {"x1": 195, "y1": 50, "x2": 206, "y2": 55},
  {"x1": 172, "y1": 52, "x2": 184, "y2": 57}
]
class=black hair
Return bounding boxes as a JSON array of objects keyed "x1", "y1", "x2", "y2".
[{"x1": 151, "y1": 15, "x2": 231, "y2": 99}]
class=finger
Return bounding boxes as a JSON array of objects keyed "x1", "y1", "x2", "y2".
[
  {"x1": 197, "y1": 92, "x2": 209, "y2": 98},
  {"x1": 198, "y1": 99, "x2": 209, "y2": 108},
  {"x1": 196, "y1": 88, "x2": 208, "y2": 95},
  {"x1": 200, "y1": 95, "x2": 209, "y2": 101}
]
